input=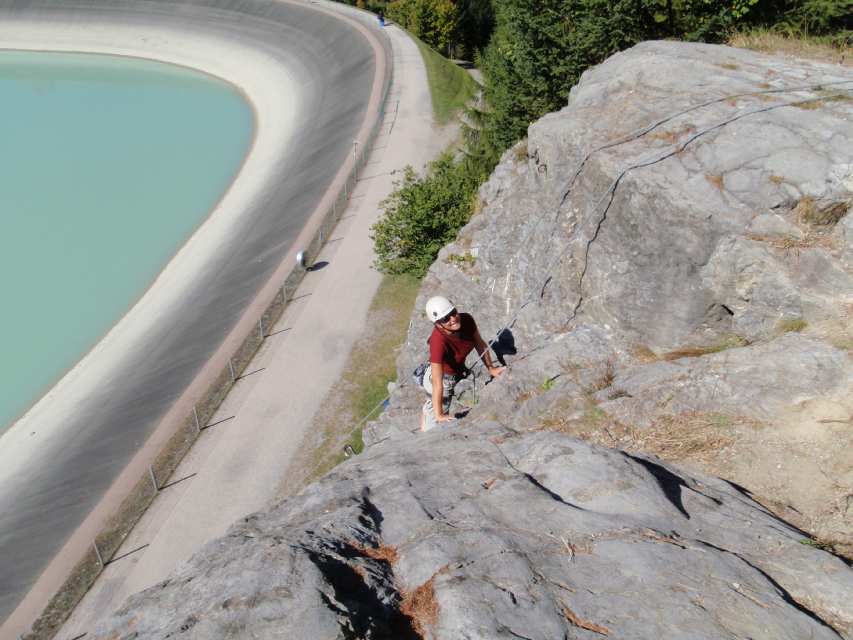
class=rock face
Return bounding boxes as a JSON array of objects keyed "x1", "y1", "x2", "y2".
[
  {"x1": 93, "y1": 422, "x2": 852, "y2": 639},
  {"x1": 370, "y1": 40, "x2": 853, "y2": 551},
  {"x1": 378, "y1": 40, "x2": 853, "y2": 425},
  {"x1": 91, "y1": 42, "x2": 853, "y2": 639}
]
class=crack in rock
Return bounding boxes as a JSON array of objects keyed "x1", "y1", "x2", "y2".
[
  {"x1": 492, "y1": 443, "x2": 585, "y2": 511},
  {"x1": 694, "y1": 539, "x2": 844, "y2": 638}
]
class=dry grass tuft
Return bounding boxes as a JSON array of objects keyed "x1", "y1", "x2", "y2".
[
  {"x1": 630, "y1": 344, "x2": 660, "y2": 363},
  {"x1": 728, "y1": 29, "x2": 852, "y2": 66},
  {"x1": 705, "y1": 174, "x2": 725, "y2": 190},
  {"x1": 824, "y1": 314, "x2": 853, "y2": 352},
  {"x1": 830, "y1": 335, "x2": 853, "y2": 351},
  {"x1": 514, "y1": 139, "x2": 529, "y2": 162},
  {"x1": 561, "y1": 604, "x2": 611, "y2": 635},
  {"x1": 769, "y1": 174, "x2": 784, "y2": 185},
  {"x1": 718, "y1": 62, "x2": 740, "y2": 70},
  {"x1": 586, "y1": 360, "x2": 616, "y2": 393},
  {"x1": 356, "y1": 542, "x2": 400, "y2": 565},
  {"x1": 795, "y1": 197, "x2": 850, "y2": 227},
  {"x1": 662, "y1": 335, "x2": 748, "y2": 361},
  {"x1": 649, "y1": 130, "x2": 679, "y2": 144},
  {"x1": 795, "y1": 100, "x2": 825, "y2": 110},
  {"x1": 538, "y1": 406, "x2": 762, "y2": 467},
  {"x1": 632, "y1": 413, "x2": 748, "y2": 463},
  {"x1": 400, "y1": 575, "x2": 440, "y2": 637},
  {"x1": 776, "y1": 317, "x2": 808, "y2": 334},
  {"x1": 821, "y1": 92, "x2": 853, "y2": 104},
  {"x1": 649, "y1": 125, "x2": 696, "y2": 144},
  {"x1": 747, "y1": 232, "x2": 834, "y2": 252},
  {"x1": 751, "y1": 92, "x2": 778, "y2": 102},
  {"x1": 516, "y1": 388, "x2": 540, "y2": 404}
]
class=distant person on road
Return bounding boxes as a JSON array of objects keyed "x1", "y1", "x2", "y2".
[{"x1": 419, "y1": 296, "x2": 504, "y2": 431}]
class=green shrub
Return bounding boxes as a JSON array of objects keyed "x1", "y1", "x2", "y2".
[
  {"x1": 371, "y1": 153, "x2": 480, "y2": 275},
  {"x1": 782, "y1": 0, "x2": 853, "y2": 35}
]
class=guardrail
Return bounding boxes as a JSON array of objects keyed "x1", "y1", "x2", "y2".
[{"x1": 23, "y1": 14, "x2": 395, "y2": 640}]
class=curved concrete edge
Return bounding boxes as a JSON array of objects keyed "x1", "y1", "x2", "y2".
[
  {"x1": 0, "y1": 2, "x2": 390, "y2": 637},
  {"x1": 0, "y1": 16, "x2": 300, "y2": 504}
]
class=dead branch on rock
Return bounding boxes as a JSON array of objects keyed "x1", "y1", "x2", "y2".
[
  {"x1": 561, "y1": 603, "x2": 611, "y2": 636},
  {"x1": 401, "y1": 573, "x2": 440, "y2": 638}
]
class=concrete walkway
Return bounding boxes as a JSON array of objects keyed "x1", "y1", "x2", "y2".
[{"x1": 59, "y1": 20, "x2": 453, "y2": 639}]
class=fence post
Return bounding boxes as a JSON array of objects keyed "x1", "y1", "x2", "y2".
[
  {"x1": 93, "y1": 540, "x2": 104, "y2": 568},
  {"x1": 148, "y1": 466, "x2": 158, "y2": 492},
  {"x1": 228, "y1": 359, "x2": 236, "y2": 383},
  {"x1": 259, "y1": 317, "x2": 264, "y2": 339},
  {"x1": 193, "y1": 406, "x2": 201, "y2": 433}
]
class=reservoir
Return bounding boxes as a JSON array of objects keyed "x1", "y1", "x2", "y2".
[{"x1": 0, "y1": 51, "x2": 253, "y2": 435}]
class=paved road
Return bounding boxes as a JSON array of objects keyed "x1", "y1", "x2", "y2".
[{"x1": 0, "y1": 0, "x2": 383, "y2": 624}]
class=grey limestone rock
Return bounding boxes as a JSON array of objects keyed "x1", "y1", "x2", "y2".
[
  {"x1": 92, "y1": 42, "x2": 853, "y2": 639},
  {"x1": 367, "y1": 40, "x2": 853, "y2": 445},
  {"x1": 92, "y1": 421, "x2": 853, "y2": 639},
  {"x1": 601, "y1": 333, "x2": 850, "y2": 426}
]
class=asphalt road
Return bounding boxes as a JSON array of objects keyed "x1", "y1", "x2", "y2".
[{"x1": 0, "y1": 0, "x2": 379, "y2": 622}]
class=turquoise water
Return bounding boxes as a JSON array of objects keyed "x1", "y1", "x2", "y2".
[{"x1": 0, "y1": 52, "x2": 253, "y2": 433}]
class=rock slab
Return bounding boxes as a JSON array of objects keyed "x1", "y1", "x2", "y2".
[
  {"x1": 92, "y1": 421, "x2": 851, "y2": 639},
  {"x1": 91, "y1": 42, "x2": 853, "y2": 639}
]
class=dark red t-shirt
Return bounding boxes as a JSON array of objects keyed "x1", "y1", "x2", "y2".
[{"x1": 429, "y1": 312, "x2": 478, "y2": 376}]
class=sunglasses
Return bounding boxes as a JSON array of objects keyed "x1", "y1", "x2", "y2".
[{"x1": 437, "y1": 309, "x2": 458, "y2": 324}]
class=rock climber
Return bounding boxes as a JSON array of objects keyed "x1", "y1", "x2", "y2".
[{"x1": 419, "y1": 295, "x2": 505, "y2": 431}]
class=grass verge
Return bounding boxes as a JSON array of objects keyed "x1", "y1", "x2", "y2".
[
  {"x1": 280, "y1": 273, "x2": 421, "y2": 495},
  {"x1": 412, "y1": 36, "x2": 478, "y2": 125}
]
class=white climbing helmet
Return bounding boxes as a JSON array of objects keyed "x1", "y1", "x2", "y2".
[{"x1": 425, "y1": 296, "x2": 454, "y2": 322}]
